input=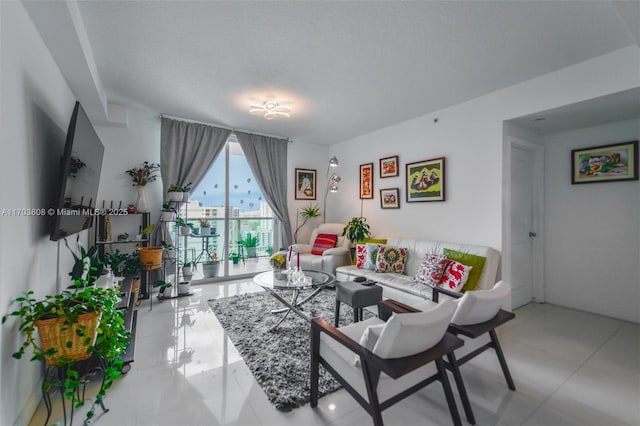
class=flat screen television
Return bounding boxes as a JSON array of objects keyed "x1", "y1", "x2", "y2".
[{"x1": 50, "y1": 101, "x2": 104, "y2": 241}]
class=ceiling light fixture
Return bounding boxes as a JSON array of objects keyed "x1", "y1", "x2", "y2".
[{"x1": 249, "y1": 100, "x2": 292, "y2": 120}]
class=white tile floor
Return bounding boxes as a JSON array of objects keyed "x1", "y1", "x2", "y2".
[{"x1": 30, "y1": 279, "x2": 640, "y2": 426}]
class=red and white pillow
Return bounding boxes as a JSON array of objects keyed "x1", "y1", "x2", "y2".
[
  {"x1": 356, "y1": 243, "x2": 384, "y2": 270},
  {"x1": 439, "y1": 260, "x2": 472, "y2": 292},
  {"x1": 310, "y1": 233, "x2": 338, "y2": 255},
  {"x1": 414, "y1": 254, "x2": 449, "y2": 286}
]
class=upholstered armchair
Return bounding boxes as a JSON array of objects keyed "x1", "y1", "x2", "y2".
[
  {"x1": 311, "y1": 299, "x2": 464, "y2": 426},
  {"x1": 288, "y1": 223, "x2": 351, "y2": 274},
  {"x1": 388, "y1": 280, "x2": 516, "y2": 424}
]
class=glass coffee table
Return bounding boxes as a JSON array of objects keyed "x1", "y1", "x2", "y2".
[{"x1": 253, "y1": 269, "x2": 335, "y2": 331}]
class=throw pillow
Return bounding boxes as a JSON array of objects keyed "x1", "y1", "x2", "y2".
[
  {"x1": 364, "y1": 243, "x2": 384, "y2": 270},
  {"x1": 372, "y1": 299, "x2": 456, "y2": 359},
  {"x1": 439, "y1": 260, "x2": 472, "y2": 292},
  {"x1": 353, "y1": 238, "x2": 387, "y2": 264},
  {"x1": 375, "y1": 245, "x2": 408, "y2": 273},
  {"x1": 443, "y1": 249, "x2": 487, "y2": 292},
  {"x1": 355, "y1": 244, "x2": 368, "y2": 268},
  {"x1": 311, "y1": 233, "x2": 338, "y2": 255},
  {"x1": 414, "y1": 254, "x2": 449, "y2": 286}
]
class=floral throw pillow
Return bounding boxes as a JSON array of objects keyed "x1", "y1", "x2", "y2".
[
  {"x1": 375, "y1": 246, "x2": 408, "y2": 273},
  {"x1": 364, "y1": 243, "x2": 384, "y2": 270},
  {"x1": 439, "y1": 261, "x2": 472, "y2": 292},
  {"x1": 355, "y1": 244, "x2": 367, "y2": 268},
  {"x1": 414, "y1": 254, "x2": 449, "y2": 286}
]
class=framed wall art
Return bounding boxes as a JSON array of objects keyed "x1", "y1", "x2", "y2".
[
  {"x1": 295, "y1": 168, "x2": 317, "y2": 200},
  {"x1": 379, "y1": 155, "x2": 399, "y2": 178},
  {"x1": 406, "y1": 157, "x2": 445, "y2": 202},
  {"x1": 380, "y1": 188, "x2": 400, "y2": 209},
  {"x1": 571, "y1": 140, "x2": 638, "y2": 184},
  {"x1": 360, "y1": 163, "x2": 374, "y2": 199}
]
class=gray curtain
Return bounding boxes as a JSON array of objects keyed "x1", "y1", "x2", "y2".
[
  {"x1": 160, "y1": 117, "x2": 232, "y2": 192},
  {"x1": 235, "y1": 131, "x2": 293, "y2": 248},
  {"x1": 158, "y1": 118, "x2": 231, "y2": 248}
]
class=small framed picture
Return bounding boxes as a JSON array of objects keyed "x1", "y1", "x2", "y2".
[
  {"x1": 360, "y1": 163, "x2": 374, "y2": 199},
  {"x1": 379, "y1": 155, "x2": 399, "y2": 178},
  {"x1": 406, "y1": 157, "x2": 445, "y2": 202},
  {"x1": 571, "y1": 141, "x2": 638, "y2": 184},
  {"x1": 380, "y1": 188, "x2": 400, "y2": 209},
  {"x1": 295, "y1": 168, "x2": 317, "y2": 200}
]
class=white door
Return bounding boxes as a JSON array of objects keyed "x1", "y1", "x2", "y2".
[{"x1": 510, "y1": 145, "x2": 536, "y2": 308}]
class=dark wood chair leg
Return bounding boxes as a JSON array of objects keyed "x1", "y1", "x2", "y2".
[
  {"x1": 334, "y1": 300, "x2": 341, "y2": 327},
  {"x1": 447, "y1": 352, "x2": 475, "y2": 424},
  {"x1": 361, "y1": 361, "x2": 383, "y2": 426},
  {"x1": 310, "y1": 328, "x2": 320, "y2": 407},
  {"x1": 436, "y1": 358, "x2": 462, "y2": 426},
  {"x1": 490, "y1": 329, "x2": 516, "y2": 391}
]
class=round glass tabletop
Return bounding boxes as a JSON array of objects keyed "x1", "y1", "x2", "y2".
[{"x1": 253, "y1": 269, "x2": 335, "y2": 291}]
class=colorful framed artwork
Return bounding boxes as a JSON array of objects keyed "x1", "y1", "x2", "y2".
[
  {"x1": 571, "y1": 140, "x2": 638, "y2": 184},
  {"x1": 380, "y1": 188, "x2": 400, "y2": 209},
  {"x1": 379, "y1": 155, "x2": 399, "y2": 178},
  {"x1": 295, "y1": 168, "x2": 317, "y2": 200},
  {"x1": 360, "y1": 163, "x2": 374, "y2": 199},
  {"x1": 406, "y1": 157, "x2": 445, "y2": 202}
]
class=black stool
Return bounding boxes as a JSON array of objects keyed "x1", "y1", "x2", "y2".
[{"x1": 334, "y1": 281, "x2": 383, "y2": 327}]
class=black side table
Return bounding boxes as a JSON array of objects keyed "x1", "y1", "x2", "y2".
[{"x1": 334, "y1": 281, "x2": 383, "y2": 327}]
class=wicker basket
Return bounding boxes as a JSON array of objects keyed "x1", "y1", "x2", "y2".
[
  {"x1": 138, "y1": 246, "x2": 164, "y2": 270},
  {"x1": 34, "y1": 311, "x2": 101, "y2": 366}
]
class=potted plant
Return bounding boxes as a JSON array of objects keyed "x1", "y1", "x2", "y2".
[
  {"x1": 239, "y1": 233, "x2": 259, "y2": 258},
  {"x1": 181, "y1": 260, "x2": 195, "y2": 277},
  {"x1": 167, "y1": 184, "x2": 183, "y2": 202},
  {"x1": 161, "y1": 241, "x2": 177, "y2": 260},
  {"x1": 2, "y1": 245, "x2": 130, "y2": 423},
  {"x1": 202, "y1": 252, "x2": 220, "y2": 278},
  {"x1": 154, "y1": 280, "x2": 172, "y2": 299},
  {"x1": 229, "y1": 252, "x2": 242, "y2": 265},
  {"x1": 198, "y1": 218, "x2": 211, "y2": 236},
  {"x1": 294, "y1": 204, "x2": 321, "y2": 243},
  {"x1": 65, "y1": 236, "x2": 103, "y2": 286},
  {"x1": 176, "y1": 217, "x2": 195, "y2": 236},
  {"x1": 160, "y1": 203, "x2": 177, "y2": 222},
  {"x1": 125, "y1": 161, "x2": 160, "y2": 212},
  {"x1": 342, "y1": 216, "x2": 372, "y2": 245},
  {"x1": 181, "y1": 182, "x2": 193, "y2": 202}
]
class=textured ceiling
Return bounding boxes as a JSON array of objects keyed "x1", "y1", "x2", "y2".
[{"x1": 69, "y1": 1, "x2": 637, "y2": 145}]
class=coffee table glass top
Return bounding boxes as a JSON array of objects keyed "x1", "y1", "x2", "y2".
[{"x1": 253, "y1": 269, "x2": 335, "y2": 291}]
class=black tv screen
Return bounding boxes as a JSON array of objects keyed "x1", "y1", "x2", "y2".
[{"x1": 50, "y1": 102, "x2": 104, "y2": 241}]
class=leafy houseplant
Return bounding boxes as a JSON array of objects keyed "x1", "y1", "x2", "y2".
[
  {"x1": 202, "y1": 252, "x2": 220, "y2": 277},
  {"x1": 294, "y1": 204, "x2": 321, "y2": 243},
  {"x1": 125, "y1": 161, "x2": 160, "y2": 187},
  {"x1": 176, "y1": 217, "x2": 196, "y2": 235},
  {"x1": 342, "y1": 217, "x2": 372, "y2": 245},
  {"x1": 2, "y1": 251, "x2": 130, "y2": 423},
  {"x1": 198, "y1": 218, "x2": 212, "y2": 235},
  {"x1": 229, "y1": 252, "x2": 242, "y2": 264},
  {"x1": 239, "y1": 233, "x2": 259, "y2": 258},
  {"x1": 167, "y1": 184, "x2": 183, "y2": 201}
]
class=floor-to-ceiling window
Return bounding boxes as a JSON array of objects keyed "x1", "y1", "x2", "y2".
[{"x1": 185, "y1": 136, "x2": 274, "y2": 280}]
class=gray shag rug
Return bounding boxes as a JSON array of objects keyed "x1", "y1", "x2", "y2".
[{"x1": 208, "y1": 289, "x2": 372, "y2": 411}]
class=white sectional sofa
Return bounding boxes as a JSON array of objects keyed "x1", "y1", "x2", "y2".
[{"x1": 335, "y1": 237, "x2": 501, "y2": 307}]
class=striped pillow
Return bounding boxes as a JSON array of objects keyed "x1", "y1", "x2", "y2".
[{"x1": 311, "y1": 233, "x2": 338, "y2": 255}]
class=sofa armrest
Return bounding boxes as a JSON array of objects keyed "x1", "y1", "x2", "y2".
[
  {"x1": 291, "y1": 244, "x2": 312, "y2": 254},
  {"x1": 322, "y1": 247, "x2": 349, "y2": 256}
]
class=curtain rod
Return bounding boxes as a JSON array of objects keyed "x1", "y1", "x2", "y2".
[{"x1": 159, "y1": 113, "x2": 292, "y2": 143}]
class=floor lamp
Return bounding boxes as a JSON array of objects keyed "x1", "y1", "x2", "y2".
[{"x1": 323, "y1": 156, "x2": 340, "y2": 222}]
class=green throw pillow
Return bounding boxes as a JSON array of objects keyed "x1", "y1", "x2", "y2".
[
  {"x1": 352, "y1": 238, "x2": 387, "y2": 264},
  {"x1": 443, "y1": 248, "x2": 486, "y2": 292}
]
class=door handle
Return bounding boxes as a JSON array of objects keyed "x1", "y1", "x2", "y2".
[{"x1": 529, "y1": 232, "x2": 537, "y2": 237}]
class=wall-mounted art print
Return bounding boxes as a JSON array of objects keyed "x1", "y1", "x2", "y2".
[
  {"x1": 360, "y1": 163, "x2": 373, "y2": 200},
  {"x1": 380, "y1": 188, "x2": 400, "y2": 209},
  {"x1": 406, "y1": 157, "x2": 445, "y2": 202},
  {"x1": 571, "y1": 141, "x2": 638, "y2": 184},
  {"x1": 379, "y1": 155, "x2": 399, "y2": 178},
  {"x1": 295, "y1": 168, "x2": 317, "y2": 200},
  {"x1": 360, "y1": 163, "x2": 374, "y2": 199}
]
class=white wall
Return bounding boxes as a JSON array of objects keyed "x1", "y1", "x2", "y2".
[
  {"x1": 95, "y1": 108, "x2": 163, "y2": 224},
  {"x1": 287, "y1": 142, "x2": 329, "y2": 244},
  {"x1": 0, "y1": 2, "x2": 79, "y2": 424},
  {"x1": 329, "y1": 46, "x2": 639, "y2": 254},
  {"x1": 544, "y1": 119, "x2": 639, "y2": 322}
]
